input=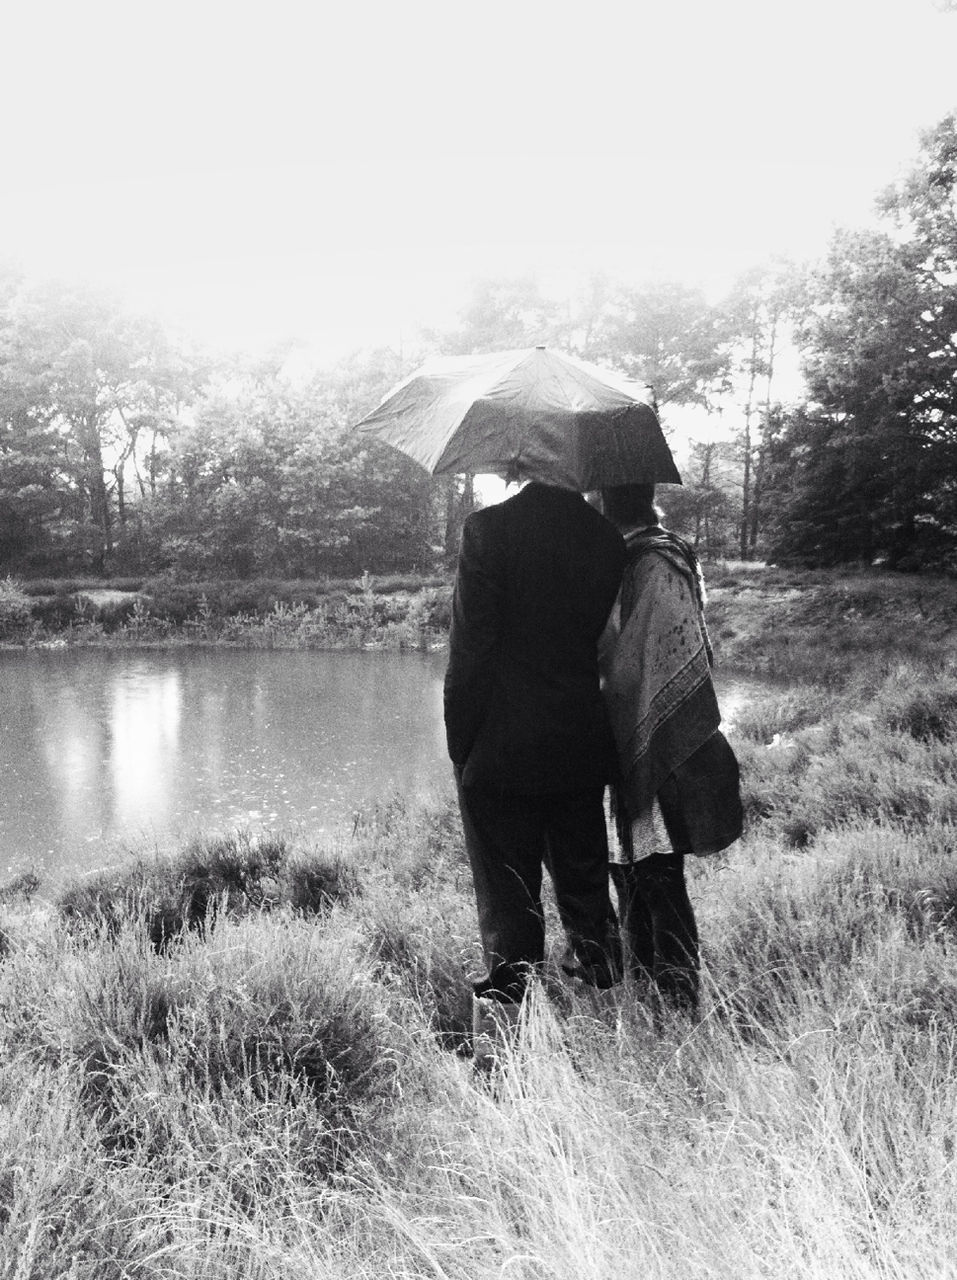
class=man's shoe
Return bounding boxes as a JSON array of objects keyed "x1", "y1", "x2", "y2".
[{"x1": 471, "y1": 994, "x2": 521, "y2": 1075}]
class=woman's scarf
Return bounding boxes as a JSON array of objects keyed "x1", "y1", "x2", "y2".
[{"x1": 603, "y1": 526, "x2": 720, "y2": 820}]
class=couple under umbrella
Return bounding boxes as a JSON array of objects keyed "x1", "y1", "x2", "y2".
[{"x1": 357, "y1": 346, "x2": 742, "y2": 1068}]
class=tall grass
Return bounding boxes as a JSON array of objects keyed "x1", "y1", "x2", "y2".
[{"x1": 1, "y1": 574, "x2": 956, "y2": 1275}]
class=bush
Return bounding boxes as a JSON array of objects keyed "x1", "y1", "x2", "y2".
[
  {"x1": 286, "y1": 854, "x2": 361, "y2": 915},
  {"x1": 0, "y1": 913, "x2": 408, "y2": 1186},
  {"x1": 0, "y1": 577, "x2": 32, "y2": 638},
  {"x1": 56, "y1": 832, "x2": 360, "y2": 951},
  {"x1": 882, "y1": 676, "x2": 957, "y2": 742},
  {"x1": 28, "y1": 588, "x2": 84, "y2": 629},
  {"x1": 0, "y1": 870, "x2": 41, "y2": 903}
]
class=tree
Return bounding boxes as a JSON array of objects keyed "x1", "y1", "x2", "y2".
[
  {"x1": 719, "y1": 260, "x2": 805, "y2": 558},
  {"x1": 761, "y1": 117, "x2": 957, "y2": 568},
  {"x1": 157, "y1": 349, "x2": 439, "y2": 578},
  {"x1": 663, "y1": 437, "x2": 740, "y2": 559},
  {"x1": 432, "y1": 276, "x2": 564, "y2": 355},
  {"x1": 573, "y1": 278, "x2": 730, "y2": 410},
  {"x1": 760, "y1": 403, "x2": 891, "y2": 565},
  {"x1": 791, "y1": 225, "x2": 956, "y2": 564},
  {"x1": 0, "y1": 279, "x2": 200, "y2": 572},
  {"x1": 0, "y1": 268, "x2": 58, "y2": 568}
]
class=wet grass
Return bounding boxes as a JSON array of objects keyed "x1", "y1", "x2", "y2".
[
  {"x1": 729, "y1": 665, "x2": 957, "y2": 848},
  {"x1": 56, "y1": 831, "x2": 361, "y2": 952},
  {"x1": 705, "y1": 564, "x2": 957, "y2": 683},
  {"x1": 0, "y1": 573, "x2": 956, "y2": 1275}
]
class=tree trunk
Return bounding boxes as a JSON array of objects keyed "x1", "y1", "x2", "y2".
[
  {"x1": 80, "y1": 409, "x2": 112, "y2": 571},
  {"x1": 749, "y1": 311, "x2": 778, "y2": 556},
  {"x1": 738, "y1": 320, "x2": 760, "y2": 560},
  {"x1": 697, "y1": 441, "x2": 713, "y2": 555},
  {"x1": 115, "y1": 465, "x2": 126, "y2": 530},
  {"x1": 749, "y1": 442, "x2": 765, "y2": 553},
  {"x1": 149, "y1": 429, "x2": 160, "y2": 496},
  {"x1": 444, "y1": 474, "x2": 475, "y2": 563}
]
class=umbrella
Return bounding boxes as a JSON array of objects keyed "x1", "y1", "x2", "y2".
[{"x1": 355, "y1": 345, "x2": 681, "y2": 490}]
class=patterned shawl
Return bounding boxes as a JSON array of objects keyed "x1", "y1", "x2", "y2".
[{"x1": 602, "y1": 526, "x2": 720, "y2": 819}]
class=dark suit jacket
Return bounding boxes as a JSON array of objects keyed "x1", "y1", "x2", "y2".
[{"x1": 444, "y1": 483, "x2": 626, "y2": 794}]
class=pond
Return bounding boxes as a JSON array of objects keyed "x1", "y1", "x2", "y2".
[
  {"x1": 0, "y1": 648, "x2": 762, "y2": 884},
  {"x1": 0, "y1": 648, "x2": 450, "y2": 883}
]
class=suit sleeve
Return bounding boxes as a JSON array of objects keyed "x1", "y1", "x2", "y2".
[{"x1": 443, "y1": 513, "x2": 504, "y2": 770}]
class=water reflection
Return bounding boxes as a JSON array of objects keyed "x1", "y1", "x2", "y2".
[
  {"x1": 0, "y1": 649, "x2": 450, "y2": 881},
  {"x1": 111, "y1": 668, "x2": 183, "y2": 829},
  {"x1": 0, "y1": 648, "x2": 762, "y2": 884}
]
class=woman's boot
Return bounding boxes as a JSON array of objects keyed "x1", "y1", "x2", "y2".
[
  {"x1": 611, "y1": 857, "x2": 700, "y2": 1017},
  {"x1": 610, "y1": 862, "x2": 656, "y2": 985}
]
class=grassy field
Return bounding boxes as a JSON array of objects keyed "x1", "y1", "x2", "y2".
[{"x1": 1, "y1": 566, "x2": 956, "y2": 1277}]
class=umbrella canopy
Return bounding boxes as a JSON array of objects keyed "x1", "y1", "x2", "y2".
[{"x1": 356, "y1": 346, "x2": 681, "y2": 490}]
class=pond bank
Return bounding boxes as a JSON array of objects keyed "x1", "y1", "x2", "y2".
[
  {"x1": 4, "y1": 565, "x2": 956, "y2": 667},
  {"x1": 1, "y1": 574, "x2": 454, "y2": 651},
  {"x1": 704, "y1": 563, "x2": 957, "y2": 680}
]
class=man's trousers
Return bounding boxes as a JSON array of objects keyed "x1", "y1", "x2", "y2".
[{"x1": 456, "y1": 778, "x2": 620, "y2": 1001}]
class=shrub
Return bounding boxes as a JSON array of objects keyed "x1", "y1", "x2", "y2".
[
  {"x1": 0, "y1": 577, "x2": 32, "y2": 638},
  {"x1": 882, "y1": 676, "x2": 957, "y2": 742},
  {"x1": 55, "y1": 833, "x2": 363, "y2": 951},
  {"x1": 0, "y1": 870, "x2": 41, "y2": 902},
  {"x1": 89, "y1": 596, "x2": 139, "y2": 631},
  {"x1": 731, "y1": 686, "x2": 833, "y2": 744},
  {"x1": 28, "y1": 589, "x2": 84, "y2": 629},
  {"x1": 285, "y1": 853, "x2": 361, "y2": 915},
  {"x1": 138, "y1": 581, "x2": 203, "y2": 624}
]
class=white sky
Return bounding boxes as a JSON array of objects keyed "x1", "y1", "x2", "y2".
[{"x1": 2, "y1": 0, "x2": 956, "y2": 362}]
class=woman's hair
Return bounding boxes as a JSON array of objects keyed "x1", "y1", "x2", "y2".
[{"x1": 600, "y1": 483, "x2": 663, "y2": 528}]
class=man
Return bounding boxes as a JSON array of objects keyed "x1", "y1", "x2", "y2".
[{"x1": 444, "y1": 480, "x2": 627, "y2": 1060}]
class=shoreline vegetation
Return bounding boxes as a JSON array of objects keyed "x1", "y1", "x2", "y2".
[
  {"x1": 0, "y1": 571, "x2": 455, "y2": 653},
  {"x1": 1, "y1": 565, "x2": 957, "y2": 1275},
  {"x1": 2, "y1": 561, "x2": 956, "y2": 675}
]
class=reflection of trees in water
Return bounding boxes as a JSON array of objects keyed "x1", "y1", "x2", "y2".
[{"x1": 1, "y1": 651, "x2": 451, "y2": 878}]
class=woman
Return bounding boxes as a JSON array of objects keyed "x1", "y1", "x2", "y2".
[{"x1": 599, "y1": 484, "x2": 743, "y2": 1016}]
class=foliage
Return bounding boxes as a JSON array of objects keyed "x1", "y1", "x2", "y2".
[
  {"x1": 7, "y1": 115, "x2": 957, "y2": 579},
  {"x1": 575, "y1": 277, "x2": 731, "y2": 409},
  {"x1": 5, "y1": 573, "x2": 454, "y2": 650},
  {"x1": 149, "y1": 350, "x2": 439, "y2": 578},
  {"x1": 662, "y1": 437, "x2": 741, "y2": 556},
  {"x1": 56, "y1": 831, "x2": 359, "y2": 952},
  {"x1": 0, "y1": 291, "x2": 443, "y2": 579},
  {"x1": 431, "y1": 275, "x2": 565, "y2": 353},
  {"x1": 717, "y1": 260, "x2": 806, "y2": 558},
  {"x1": 431, "y1": 272, "x2": 732, "y2": 412},
  {"x1": 0, "y1": 575, "x2": 31, "y2": 638},
  {"x1": 766, "y1": 118, "x2": 957, "y2": 568},
  {"x1": 0, "y1": 278, "x2": 204, "y2": 574}
]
